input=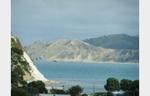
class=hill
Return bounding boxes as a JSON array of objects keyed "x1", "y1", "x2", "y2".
[
  {"x1": 83, "y1": 34, "x2": 139, "y2": 49},
  {"x1": 11, "y1": 36, "x2": 47, "y2": 88},
  {"x1": 25, "y1": 39, "x2": 139, "y2": 63}
]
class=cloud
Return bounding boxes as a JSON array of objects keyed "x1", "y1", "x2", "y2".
[{"x1": 12, "y1": 0, "x2": 139, "y2": 45}]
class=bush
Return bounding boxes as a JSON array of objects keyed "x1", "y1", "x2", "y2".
[
  {"x1": 82, "y1": 93, "x2": 88, "y2": 96},
  {"x1": 11, "y1": 65, "x2": 25, "y2": 88},
  {"x1": 68, "y1": 85, "x2": 83, "y2": 96},
  {"x1": 131, "y1": 80, "x2": 139, "y2": 96},
  {"x1": 104, "y1": 77, "x2": 120, "y2": 92},
  {"x1": 120, "y1": 79, "x2": 132, "y2": 91},
  {"x1": 50, "y1": 89, "x2": 66, "y2": 94},
  {"x1": 93, "y1": 92, "x2": 107, "y2": 96},
  {"x1": 131, "y1": 80, "x2": 139, "y2": 91},
  {"x1": 107, "y1": 92, "x2": 113, "y2": 96},
  {"x1": 11, "y1": 87, "x2": 31, "y2": 96},
  {"x1": 104, "y1": 78, "x2": 139, "y2": 96},
  {"x1": 27, "y1": 80, "x2": 48, "y2": 94},
  {"x1": 11, "y1": 47, "x2": 23, "y2": 55}
]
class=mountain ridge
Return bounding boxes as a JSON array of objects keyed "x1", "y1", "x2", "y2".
[
  {"x1": 84, "y1": 34, "x2": 139, "y2": 49},
  {"x1": 25, "y1": 35, "x2": 139, "y2": 63}
]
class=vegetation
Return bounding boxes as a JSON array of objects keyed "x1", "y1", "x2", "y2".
[
  {"x1": 11, "y1": 37, "x2": 139, "y2": 96},
  {"x1": 130, "y1": 80, "x2": 139, "y2": 96},
  {"x1": 103, "y1": 78, "x2": 139, "y2": 96},
  {"x1": 26, "y1": 36, "x2": 139, "y2": 63},
  {"x1": 120, "y1": 79, "x2": 133, "y2": 91},
  {"x1": 68, "y1": 85, "x2": 83, "y2": 96},
  {"x1": 11, "y1": 37, "x2": 47, "y2": 96},
  {"x1": 81, "y1": 93, "x2": 88, "y2": 96},
  {"x1": 50, "y1": 89, "x2": 67, "y2": 94},
  {"x1": 11, "y1": 37, "x2": 23, "y2": 49},
  {"x1": 11, "y1": 79, "x2": 47, "y2": 96},
  {"x1": 84, "y1": 34, "x2": 139, "y2": 49},
  {"x1": 11, "y1": 87, "x2": 31, "y2": 96},
  {"x1": 92, "y1": 92, "x2": 107, "y2": 96},
  {"x1": 104, "y1": 77, "x2": 120, "y2": 92},
  {"x1": 11, "y1": 40, "x2": 30, "y2": 88},
  {"x1": 27, "y1": 81, "x2": 48, "y2": 94},
  {"x1": 120, "y1": 79, "x2": 139, "y2": 96}
]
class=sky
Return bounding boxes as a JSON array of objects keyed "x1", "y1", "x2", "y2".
[{"x1": 12, "y1": 0, "x2": 139, "y2": 45}]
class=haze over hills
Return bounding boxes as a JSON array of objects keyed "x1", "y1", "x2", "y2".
[
  {"x1": 84, "y1": 34, "x2": 139, "y2": 49},
  {"x1": 25, "y1": 34, "x2": 139, "y2": 63}
]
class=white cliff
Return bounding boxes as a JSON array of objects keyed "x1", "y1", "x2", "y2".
[{"x1": 23, "y1": 51, "x2": 48, "y2": 82}]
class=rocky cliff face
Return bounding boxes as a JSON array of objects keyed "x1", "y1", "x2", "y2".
[
  {"x1": 11, "y1": 36, "x2": 47, "y2": 86},
  {"x1": 26, "y1": 39, "x2": 139, "y2": 63}
]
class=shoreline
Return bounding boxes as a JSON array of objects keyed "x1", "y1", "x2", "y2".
[{"x1": 41, "y1": 59, "x2": 139, "y2": 65}]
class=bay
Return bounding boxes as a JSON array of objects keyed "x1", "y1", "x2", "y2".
[{"x1": 36, "y1": 61, "x2": 139, "y2": 93}]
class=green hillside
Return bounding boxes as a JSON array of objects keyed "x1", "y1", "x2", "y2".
[{"x1": 84, "y1": 34, "x2": 139, "y2": 49}]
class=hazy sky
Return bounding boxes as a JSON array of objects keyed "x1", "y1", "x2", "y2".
[{"x1": 12, "y1": 0, "x2": 139, "y2": 45}]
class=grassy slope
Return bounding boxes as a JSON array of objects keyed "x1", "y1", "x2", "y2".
[{"x1": 84, "y1": 34, "x2": 139, "y2": 49}]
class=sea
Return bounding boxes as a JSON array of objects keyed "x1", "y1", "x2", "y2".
[{"x1": 36, "y1": 61, "x2": 139, "y2": 93}]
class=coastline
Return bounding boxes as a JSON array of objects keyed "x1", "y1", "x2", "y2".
[
  {"x1": 23, "y1": 51, "x2": 48, "y2": 82},
  {"x1": 43, "y1": 59, "x2": 139, "y2": 65},
  {"x1": 44, "y1": 80, "x2": 62, "y2": 84},
  {"x1": 35, "y1": 59, "x2": 139, "y2": 93}
]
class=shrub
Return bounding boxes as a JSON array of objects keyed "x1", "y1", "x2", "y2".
[
  {"x1": 50, "y1": 89, "x2": 66, "y2": 94},
  {"x1": 104, "y1": 77, "x2": 120, "y2": 92},
  {"x1": 120, "y1": 79, "x2": 132, "y2": 91},
  {"x1": 11, "y1": 87, "x2": 31, "y2": 96},
  {"x1": 27, "y1": 80, "x2": 48, "y2": 94},
  {"x1": 68, "y1": 85, "x2": 83, "y2": 96}
]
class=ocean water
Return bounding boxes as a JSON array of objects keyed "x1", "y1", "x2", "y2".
[{"x1": 36, "y1": 61, "x2": 139, "y2": 93}]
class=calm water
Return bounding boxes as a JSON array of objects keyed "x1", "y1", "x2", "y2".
[{"x1": 36, "y1": 61, "x2": 139, "y2": 93}]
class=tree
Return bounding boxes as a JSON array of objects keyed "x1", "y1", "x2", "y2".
[
  {"x1": 11, "y1": 87, "x2": 31, "y2": 96},
  {"x1": 93, "y1": 92, "x2": 107, "y2": 96},
  {"x1": 131, "y1": 80, "x2": 139, "y2": 96},
  {"x1": 104, "y1": 77, "x2": 120, "y2": 92},
  {"x1": 120, "y1": 79, "x2": 133, "y2": 91},
  {"x1": 11, "y1": 65, "x2": 25, "y2": 88},
  {"x1": 68, "y1": 85, "x2": 83, "y2": 96},
  {"x1": 131, "y1": 80, "x2": 139, "y2": 91},
  {"x1": 27, "y1": 80, "x2": 48, "y2": 94},
  {"x1": 82, "y1": 93, "x2": 88, "y2": 96},
  {"x1": 50, "y1": 89, "x2": 66, "y2": 94}
]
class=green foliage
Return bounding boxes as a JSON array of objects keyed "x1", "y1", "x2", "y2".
[
  {"x1": 11, "y1": 48, "x2": 23, "y2": 66},
  {"x1": 84, "y1": 34, "x2": 139, "y2": 49},
  {"x1": 68, "y1": 85, "x2": 83, "y2": 96},
  {"x1": 82, "y1": 93, "x2": 88, "y2": 96},
  {"x1": 11, "y1": 37, "x2": 23, "y2": 49},
  {"x1": 50, "y1": 89, "x2": 67, "y2": 94},
  {"x1": 11, "y1": 47, "x2": 28, "y2": 87},
  {"x1": 11, "y1": 37, "x2": 47, "y2": 96},
  {"x1": 131, "y1": 80, "x2": 139, "y2": 96},
  {"x1": 19, "y1": 60, "x2": 31, "y2": 73},
  {"x1": 93, "y1": 92, "x2": 107, "y2": 96},
  {"x1": 104, "y1": 78, "x2": 120, "y2": 92},
  {"x1": 27, "y1": 80, "x2": 48, "y2": 94},
  {"x1": 131, "y1": 80, "x2": 139, "y2": 91},
  {"x1": 104, "y1": 78, "x2": 139, "y2": 96},
  {"x1": 11, "y1": 87, "x2": 31, "y2": 96},
  {"x1": 25, "y1": 86, "x2": 39, "y2": 96},
  {"x1": 120, "y1": 79, "x2": 133, "y2": 91},
  {"x1": 11, "y1": 37, "x2": 31, "y2": 88},
  {"x1": 120, "y1": 79, "x2": 139, "y2": 96},
  {"x1": 106, "y1": 92, "x2": 113, "y2": 96},
  {"x1": 11, "y1": 65, "x2": 25, "y2": 87},
  {"x1": 11, "y1": 47, "x2": 23, "y2": 55}
]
